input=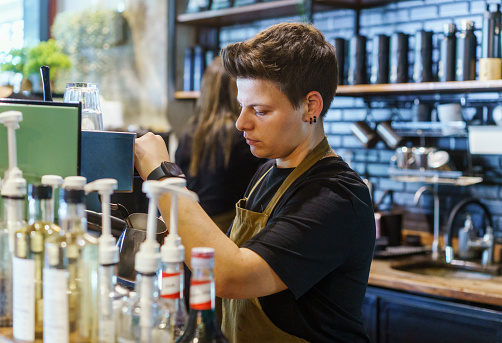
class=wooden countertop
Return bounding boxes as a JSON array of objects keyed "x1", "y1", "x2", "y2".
[
  {"x1": 369, "y1": 257, "x2": 502, "y2": 307},
  {"x1": 1, "y1": 256, "x2": 501, "y2": 341}
]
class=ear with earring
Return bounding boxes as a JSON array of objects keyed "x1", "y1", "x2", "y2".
[{"x1": 309, "y1": 116, "x2": 317, "y2": 124}]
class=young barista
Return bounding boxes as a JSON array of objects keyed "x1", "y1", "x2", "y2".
[{"x1": 134, "y1": 22, "x2": 375, "y2": 342}]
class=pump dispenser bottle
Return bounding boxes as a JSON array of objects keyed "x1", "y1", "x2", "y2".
[
  {"x1": 159, "y1": 178, "x2": 198, "y2": 340},
  {"x1": 84, "y1": 178, "x2": 124, "y2": 343},
  {"x1": 44, "y1": 185, "x2": 99, "y2": 342},
  {"x1": 0, "y1": 177, "x2": 26, "y2": 328},
  {"x1": 13, "y1": 184, "x2": 60, "y2": 341},
  {"x1": 117, "y1": 180, "x2": 173, "y2": 343}
]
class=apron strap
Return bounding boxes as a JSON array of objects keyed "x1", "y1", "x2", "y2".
[
  {"x1": 247, "y1": 166, "x2": 274, "y2": 198},
  {"x1": 263, "y1": 136, "x2": 331, "y2": 217}
]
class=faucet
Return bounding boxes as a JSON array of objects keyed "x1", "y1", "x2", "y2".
[
  {"x1": 444, "y1": 198, "x2": 494, "y2": 265},
  {"x1": 414, "y1": 186, "x2": 440, "y2": 260}
]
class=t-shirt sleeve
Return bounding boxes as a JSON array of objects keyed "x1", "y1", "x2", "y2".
[{"x1": 242, "y1": 180, "x2": 364, "y2": 299}]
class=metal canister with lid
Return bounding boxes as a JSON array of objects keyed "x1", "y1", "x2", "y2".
[{"x1": 456, "y1": 20, "x2": 477, "y2": 81}]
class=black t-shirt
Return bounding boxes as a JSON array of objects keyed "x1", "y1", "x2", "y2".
[
  {"x1": 238, "y1": 156, "x2": 375, "y2": 342},
  {"x1": 175, "y1": 128, "x2": 265, "y2": 216}
]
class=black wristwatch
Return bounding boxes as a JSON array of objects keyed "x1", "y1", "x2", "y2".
[{"x1": 147, "y1": 161, "x2": 185, "y2": 181}]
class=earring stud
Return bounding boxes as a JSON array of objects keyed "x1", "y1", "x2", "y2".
[{"x1": 310, "y1": 118, "x2": 313, "y2": 124}]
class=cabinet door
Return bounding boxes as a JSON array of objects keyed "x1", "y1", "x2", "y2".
[
  {"x1": 378, "y1": 291, "x2": 502, "y2": 343},
  {"x1": 362, "y1": 291, "x2": 378, "y2": 343}
]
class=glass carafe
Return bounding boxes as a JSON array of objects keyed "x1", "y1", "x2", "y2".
[{"x1": 63, "y1": 82, "x2": 104, "y2": 131}]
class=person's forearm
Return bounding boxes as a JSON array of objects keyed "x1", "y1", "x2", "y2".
[{"x1": 158, "y1": 193, "x2": 244, "y2": 297}]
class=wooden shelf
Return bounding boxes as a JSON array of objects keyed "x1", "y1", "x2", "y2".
[
  {"x1": 175, "y1": 80, "x2": 502, "y2": 100},
  {"x1": 177, "y1": 0, "x2": 403, "y2": 26},
  {"x1": 336, "y1": 80, "x2": 502, "y2": 96}
]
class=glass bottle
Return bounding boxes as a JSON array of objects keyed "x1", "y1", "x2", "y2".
[
  {"x1": 177, "y1": 247, "x2": 228, "y2": 343},
  {"x1": 117, "y1": 270, "x2": 171, "y2": 342},
  {"x1": 43, "y1": 188, "x2": 99, "y2": 342},
  {"x1": 0, "y1": 177, "x2": 26, "y2": 328},
  {"x1": 13, "y1": 184, "x2": 60, "y2": 341},
  {"x1": 161, "y1": 255, "x2": 188, "y2": 340}
]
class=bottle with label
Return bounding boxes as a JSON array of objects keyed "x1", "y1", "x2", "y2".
[
  {"x1": 13, "y1": 184, "x2": 60, "y2": 341},
  {"x1": 456, "y1": 20, "x2": 477, "y2": 81},
  {"x1": 84, "y1": 179, "x2": 126, "y2": 343},
  {"x1": 177, "y1": 247, "x2": 228, "y2": 343},
  {"x1": 43, "y1": 188, "x2": 99, "y2": 343},
  {"x1": 0, "y1": 177, "x2": 26, "y2": 328},
  {"x1": 161, "y1": 244, "x2": 188, "y2": 340},
  {"x1": 117, "y1": 180, "x2": 172, "y2": 343},
  {"x1": 439, "y1": 23, "x2": 457, "y2": 82}
]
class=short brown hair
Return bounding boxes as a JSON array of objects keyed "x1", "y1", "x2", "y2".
[{"x1": 221, "y1": 22, "x2": 338, "y2": 118}]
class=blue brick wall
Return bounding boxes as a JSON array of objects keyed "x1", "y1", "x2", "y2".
[{"x1": 218, "y1": 1, "x2": 502, "y2": 242}]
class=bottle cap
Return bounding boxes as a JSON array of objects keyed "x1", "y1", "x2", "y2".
[
  {"x1": 1, "y1": 177, "x2": 26, "y2": 198},
  {"x1": 191, "y1": 247, "x2": 215, "y2": 268},
  {"x1": 462, "y1": 20, "x2": 474, "y2": 31},
  {"x1": 161, "y1": 235, "x2": 185, "y2": 263},
  {"x1": 62, "y1": 176, "x2": 87, "y2": 189},
  {"x1": 41, "y1": 175, "x2": 63, "y2": 188},
  {"x1": 443, "y1": 23, "x2": 456, "y2": 35},
  {"x1": 29, "y1": 184, "x2": 52, "y2": 200},
  {"x1": 63, "y1": 189, "x2": 85, "y2": 203}
]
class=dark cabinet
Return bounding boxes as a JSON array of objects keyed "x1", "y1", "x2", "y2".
[{"x1": 363, "y1": 286, "x2": 502, "y2": 343}]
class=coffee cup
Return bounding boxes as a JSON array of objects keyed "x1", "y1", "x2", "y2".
[{"x1": 437, "y1": 103, "x2": 463, "y2": 135}]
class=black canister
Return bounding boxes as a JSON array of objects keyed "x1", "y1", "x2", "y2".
[
  {"x1": 413, "y1": 30, "x2": 434, "y2": 83},
  {"x1": 390, "y1": 32, "x2": 409, "y2": 83},
  {"x1": 348, "y1": 35, "x2": 368, "y2": 85},
  {"x1": 371, "y1": 34, "x2": 390, "y2": 84},
  {"x1": 439, "y1": 23, "x2": 457, "y2": 82},
  {"x1": 456, "y1": 20, "x2": 477, "y2": 81},
  {"x1": 334, "y1": 38, "x2": 347, "y2": 85},
  {"x1": 482, "y1": 4, "x2": 502, "y2": 58}
]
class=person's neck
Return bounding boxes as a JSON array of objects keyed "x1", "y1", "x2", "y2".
[{"x1": 276, "y1": 129, "x2": 326, "y2": 169}]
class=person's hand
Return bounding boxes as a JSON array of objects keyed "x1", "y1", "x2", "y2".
[{"x1": 134, "y1": 132, "x2": 171, "y2": 180}]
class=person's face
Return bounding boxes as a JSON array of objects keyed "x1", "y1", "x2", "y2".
[{"x1": 236, "y1": 78, "x2": 310, "y2": 165}]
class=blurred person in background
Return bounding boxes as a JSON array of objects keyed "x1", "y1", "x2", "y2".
[{"x1": 175, "y1": 56, "x2": 265, "y2": 233}]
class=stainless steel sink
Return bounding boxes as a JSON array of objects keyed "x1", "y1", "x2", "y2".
[{"x1": 391, "y1": 258, "x2": 502, "y2": 280}]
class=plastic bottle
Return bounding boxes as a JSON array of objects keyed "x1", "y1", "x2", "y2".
[
  {"x1": 0, "y1": 177, "x2": 26, "y2": 328},
  {"x1": 177, "y1": 247, "x2": 228, "y2": 343},
  {"x1": 43, "y1": 188, "x2": 99, "y2": 342},
  {"x1": 13, "y1": 184, "x2": 60, "y2": 341}
]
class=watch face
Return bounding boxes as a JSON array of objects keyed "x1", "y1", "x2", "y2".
[{"x1": 162, "y1": 161, "x2": 184, "y2": 177}]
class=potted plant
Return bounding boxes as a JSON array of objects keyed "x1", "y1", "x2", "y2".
[
  {"x1": 1, "y1": 47, "x2": 28, "y2": 92},
  {"x1": 23, "y1": 39, "x2": 71, "y2": 93}
]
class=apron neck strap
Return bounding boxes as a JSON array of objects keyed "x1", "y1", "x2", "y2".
[{"x1": 263, "y1": 136, "x2": 331, "y2": 216}]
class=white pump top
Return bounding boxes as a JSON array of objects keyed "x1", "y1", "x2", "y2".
[
  {"x1": 84, "y1": 178, "x2": 118, "y2": 265},
  {"x1": 158, "y1": 178, "x2": 199, "y2": 263},
  {"x1": 41, "y1": 175, "x2": 64, "y2": 188},
  {"x1": 62, "y1": 176, "x2": 87, "y2": 189},
  {"x1": 0, "y1": 177, "x2": 26, "y2": 198},
  {"x1": 0, "y1": 110, "x2": 23, "y2": 180}
]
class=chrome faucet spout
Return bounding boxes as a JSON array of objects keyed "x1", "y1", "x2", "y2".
[{"x1": 414, "y1": 186, "x2": 440, "y2": 260}]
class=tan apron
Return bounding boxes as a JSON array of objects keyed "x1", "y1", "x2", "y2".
[{"x1": 221, "y1": 137, "x2": 332, "y2": 343}]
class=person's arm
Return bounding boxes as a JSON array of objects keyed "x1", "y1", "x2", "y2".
[{"x1": 134, "y1": 132, "x2": 287, "y2": 299}]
